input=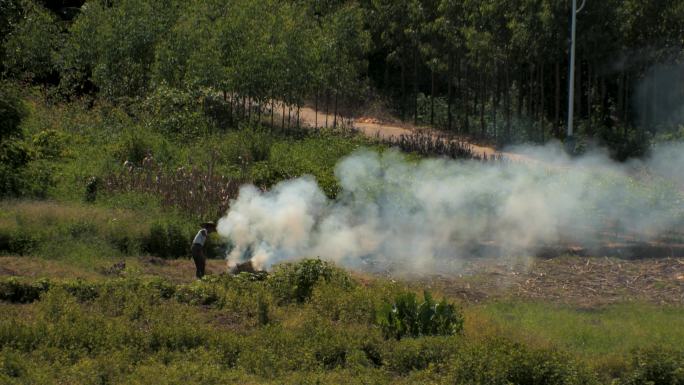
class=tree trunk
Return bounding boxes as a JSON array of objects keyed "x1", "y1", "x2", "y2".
[
  {"x1": 576, "y1": 58, "x2": 582, "y2": 119},
  {"x1": 247, "y1": 96, "x2": 252, "y2": 122},
  {"x1": 447, "y1": 53, "x2": 453, "y2": 131},
  {"x1": 325, "y1": 90, "x2": 329, "y2": 128},
  {"x1": 505, "y1": 65, "x2": 511, "y2": 141},
  {"x1": 401, "y1": 60, "x2": 406, "y2": 122},
  {"x1": 334, "y1": 92, "x2": 338, "y2": 128},
  {"x1": 413, "y1": 47, "x2": 419, "y2": 125},
  {"x1": 587, "y1": 62, "x2": 592, "y2": 130},
  {"x1": 314, "y1": 91, "x2": 318, "y2": 128},
  {"x1": 540, "y1": 62, "x2": 545, "y2": 142},
  {"x1": 493, "y1": 64, "x2": 500, "y2": 139},
  {"x1": 623, "y1": 73, "x2": 629, "y2": 128},
  {"x1": 517, "y1": 66, "x2": 523, "y2": 119},
  {"x1": 480, "y1": 72, "x2": 486, "y2": 138},
  {"x1": 228, "y1": 92, "x2": 233, "y2": 126},
  {"x1": 464, "y1": 62, "x2": 469, "y2": 133},
  {"x1": 430, "y1": 67, "x2": 435, "y2": 126},
  {"x1": 555, "y1": 61, "x2": 560, "y2": 137},
  {"x1": 528, "y1": 64, "x2": 534, "y2": 118},
  {"x1": 271, "y1": 99, "x2": 274, "y2": 128}
]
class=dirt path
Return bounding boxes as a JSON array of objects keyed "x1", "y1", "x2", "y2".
[{"x1": 294, "y1": 105, "x2": 531, "y2": 162}]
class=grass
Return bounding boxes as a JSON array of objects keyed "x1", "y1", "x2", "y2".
[
  {"x1": 469, "y1": 301, "x2": 684, "y2": 376},
  {"x1": 2, "y1": 88, "x2": 683, "y2": 384},
  {"x1": 0, "y1": 261, "x2": 682, "y2": 384}
]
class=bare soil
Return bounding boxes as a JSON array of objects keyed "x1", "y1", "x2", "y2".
[
  {"x1": 294, "y1": 105, "x2": 534, "y2": 162},
  {"x1": 418, "y1": 256, "x2": 684, "y2": 307}
]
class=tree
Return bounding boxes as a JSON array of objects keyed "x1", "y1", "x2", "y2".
[{"x1": 2, "y1": 0, "x2": 62, "y2": 82}]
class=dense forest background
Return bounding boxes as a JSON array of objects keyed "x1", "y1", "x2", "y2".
[{"x1": 2, "y1": 0, "x2": 684, "y2": 158}]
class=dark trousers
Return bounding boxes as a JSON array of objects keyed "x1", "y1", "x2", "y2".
[{"x1": 191, "y1": 243, "x2": 206, "y2": 279}]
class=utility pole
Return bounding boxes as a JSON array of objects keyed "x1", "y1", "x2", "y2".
[{"x1": 567, "y1": 0, "x2": 586, "y2": 145}]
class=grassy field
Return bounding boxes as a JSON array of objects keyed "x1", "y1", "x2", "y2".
[
  {"x1": 1, "y1": 252, "x2": 683, "y2": 384},
  {"x1": 1, "y1": 91, "x2": 683, "y2": 384}
]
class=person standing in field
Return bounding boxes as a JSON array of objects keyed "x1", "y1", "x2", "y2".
[{"x1": 191, "y1": 222, "x2": 216, "y2": 279}]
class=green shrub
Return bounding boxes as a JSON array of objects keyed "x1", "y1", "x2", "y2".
[
  {"x1": 448, "y1": 339, "x2": 596, "y2": 385},
  {"x1": 141, "y1": 221, "x2": 190, "y2": 259},
  {"x1": 310, "y1": 282, "x2": 377, "y2": 323},
  {"x1": 0, "y1": 85, "x2": 25, "y2": 141},
  {"x1": 268, "y1": 258, "x2": 352, "y2": 304},
  {"x1": 384, "y1": 336, "x2": 460, "y2": 375},
  {"x1": 175, "y1": 280, "x2": 221, "y2": 306},
  {"x1": 142, "y1": 85, "x2": 211, "y2": 139},
  {"x1": 376, "y1": 290, "x2": 464, "y2": 340},
  {"x1": 0, "y1": 277, "x2": 48, "y2": 303},
  {"x1": 623, "y1": 348, "x2": 684, "y2": 385},
  {"x1": 0, "y1": 349, "x2": 26, "y2": 379},
  {"x1": 0, "y1": 227, "x2": 39, "y2": 255}
]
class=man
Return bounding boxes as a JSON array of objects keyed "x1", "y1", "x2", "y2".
[{"x1": 191, "y1": 222, "x2": 216, "y2": 279}]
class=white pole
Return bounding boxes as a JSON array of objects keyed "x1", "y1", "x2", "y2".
[
  {"x1": 567, "y1": 0, "x2": 577, "y2": 138},
  {"x1": 568, "y1": 0, "x2": 587, "y2": 141}
]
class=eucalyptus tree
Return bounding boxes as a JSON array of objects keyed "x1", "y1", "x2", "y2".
[
  {"x1": 2, "y1": 0, "x2": 62, "y2": 82},
  {"x1": 62, "y1": 0, "x2": 180, "y2": 99}
]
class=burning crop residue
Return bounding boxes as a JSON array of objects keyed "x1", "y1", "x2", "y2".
[{"x1": 217, "y1": 142, "x2": 684, "y2": 274}]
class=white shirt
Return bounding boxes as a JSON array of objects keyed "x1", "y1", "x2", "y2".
[{"x1": 193, "y1": 229, "x2": 208, "y2": 246}]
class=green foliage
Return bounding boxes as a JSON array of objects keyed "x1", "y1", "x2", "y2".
[
  {"x1": 0, "y1": 86, "x2": 25, "y2": 141},
  {"x1": 1, "y1": 0, "x2": 62, "y2": 81},
  {"x1": 445, "y1": 338, "x2": 598, "y2": 385},
  {"x1": 0, "y1": 86, "x2": 31, "y2": 197},
  {"x1": 268, "y1": 258, "x2": 353, "y2": 303},
  {"x1": 142, "y1": 85, "x2": 211, "y2": 139},
  {"x1": 0, "y1": 272, "x2": 683, "y2": 383},
  {"x1": 141, "y1": 220, "x2": 191, "y2": 259},
  {"x1": 622, "y1": 348, "x2": 684, "y2": 385},
  {"x1": 0, "y1": 277, "x2": 46, "y2": 303},
  {"x1": 384, "y1": 336, "x2": 460, "y2": 374},
  {"x1": 376, "y1": 290, "x2": 464, "y2": 340}
]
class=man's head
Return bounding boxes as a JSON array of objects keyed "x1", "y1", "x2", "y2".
[{"x1": 201, "y1": 221, "x2": 217, "y2": 233}]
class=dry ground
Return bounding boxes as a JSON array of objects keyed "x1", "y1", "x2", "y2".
[
  {"x1": 417, "y1": 256, "x2": 684, "y2": 307},
  {"x1": 3, "y1": 253, "x2": 682, "y2": 307}
]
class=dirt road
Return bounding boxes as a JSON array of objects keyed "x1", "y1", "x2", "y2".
[{"x1": 293, "y1": 104, "x2": 531, "y2": 162}]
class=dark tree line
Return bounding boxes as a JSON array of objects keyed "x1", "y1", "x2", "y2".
[{"x1": 2, "y1": 0, "x2": 683, "y2": 157}]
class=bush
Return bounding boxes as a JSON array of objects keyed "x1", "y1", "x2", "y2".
[
  {"x1": 0, "y1": 227, "x2": 39, "y2": 255},
  {"x1": 0, "y1": 277, "x2": 48, "y2": 303},
  {"x1": 268, "y1": 259, "x2": 353, "y2": 304},
  {"x1": 448, "y1": 339, "x2": 596, "y2": 385},
  {"x1": 384, "y1": 336, "x2": 460, "y2": 375},
  {"x1": 310, "y1": 282, "x2": 377, "y2": 324},
  {"x1": 141, "y1": 221, "x2": 190, "y2": 259},
  {"x1": 0, "y1": 85, "x2": 25, "y2": 141},
  {"x1": 376, "y1": 291, "x2": 464, "y2": 340},
  {"x1": 623, "y1": 348, "x2": 684, "y2": 385},
  {"x1": 142, "y1": 85, "x2": 211, "y2": 139}
]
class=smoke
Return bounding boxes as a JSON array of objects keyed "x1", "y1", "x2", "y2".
[{"x1": 217, "y1": 141, "x2": 684, "y2": 274}]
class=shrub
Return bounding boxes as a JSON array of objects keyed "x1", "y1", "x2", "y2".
[
  {"x1": 141, "y1": 221, "x2": 190, "y2": 259},
  {"x1": 268, "y1": 258, "x2": 353, "y2": 304},
  {"x1": 376, "y1": 290, "x2": 464, "y2": 340},
  {"x1": 174, "y1": 280, "x2": 221, "y2": 306},
  {"x1": 448, "y1": 339, "x2": 597, "y2": 385},
  {"x1": 0, "y1": 277, "x2": 48, "y2": 303},
  {"x1": 384, "y1": 336, "x2": 460, "y2": 375},
  {"x1": 0, "y1": 85, "x2": 25, "y2": 141},
  {"x1": 0, "y1": 227, "x2": 39, "y2": 255},
  {"x1": 310, "y1": 282, "x2": 377, "y2": 323},
  {"x1": 623, "y1": 348, "x2": 684, "y2": 385}
]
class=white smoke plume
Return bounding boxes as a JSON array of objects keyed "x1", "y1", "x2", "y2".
[{"x1": 217, "y1": 141, "x2": 684, "y2": 274}]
